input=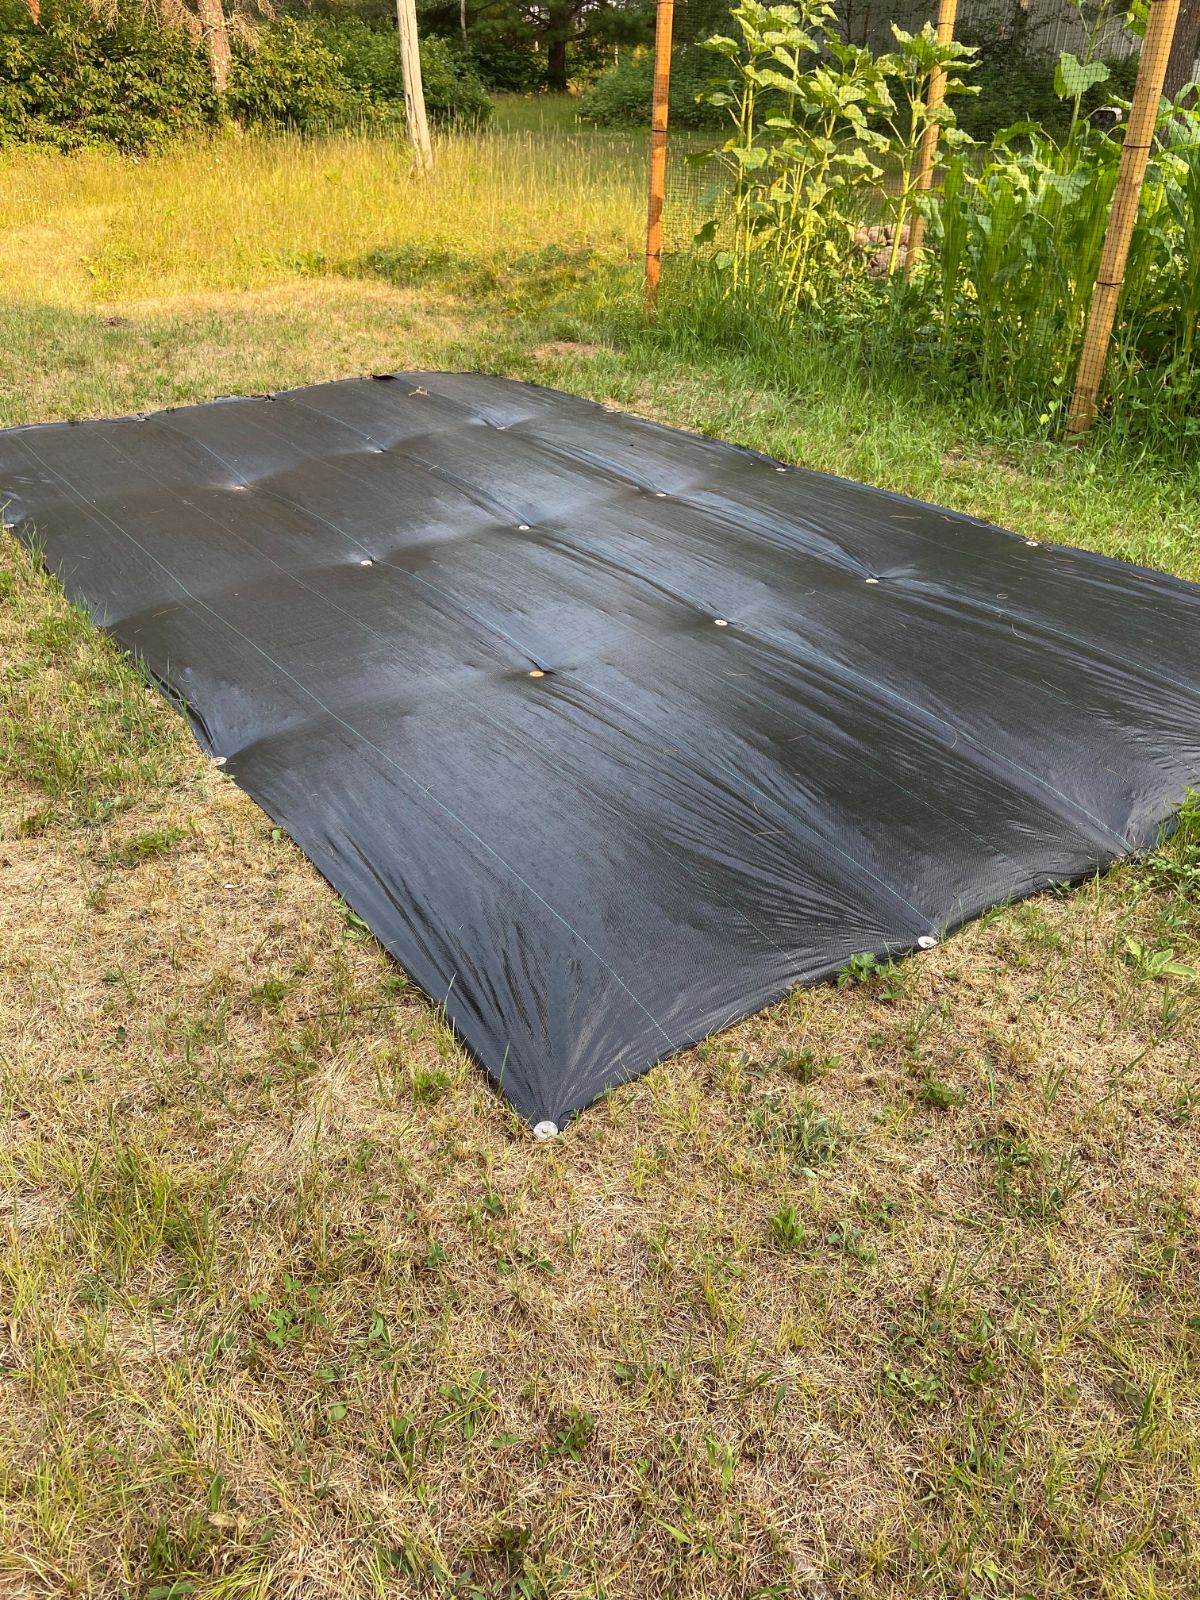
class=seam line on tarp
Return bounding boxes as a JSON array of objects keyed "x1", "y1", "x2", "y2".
[
  {"x1": 141, "y1": 415, "x2": 546, "y2": 669},
  {"x1": 149, "y1": 410, "x2": 940, "y2": 931},
  {"x1": 94, "y1": 417, "x2": 811, "y2": 960},
  {"x1": 10, "y1": 431, "x2": 679, "y2": 1057},
  {"x1": 157, "y1": 392, "x2": 1113, "y2": 885}
]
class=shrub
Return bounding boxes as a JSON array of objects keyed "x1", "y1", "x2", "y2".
[
  {"x1": 0, "y1": 4, "x2": 492, "y2": 151},
  {"x1": 466, "y1": 36, "x2": 545, "y2": 94},
  {"x1": 578, "y1": 47, "x2": 723, "y2": 129},
  {"x1": 310, "y1": 19, "x2": 492, "y2": 125},
  {"x1": 226, "y1": 18, "x2": 363, "y2": 131},
  {"x1": 0, "y1": 0, "x2": 214, "y2": 153}
]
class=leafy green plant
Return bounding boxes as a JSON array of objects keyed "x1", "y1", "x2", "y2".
[
  {"x1": 768, "y1": 1203, "x2": 807, "y2": 1250},
  {"x1": 1123, "y1": 938, "x2": 1198, "y2": 980},
  {"x1": 837, "y1": 950, "x2": 906, "y2": 999},
  {"x1": 922, "y1": 60, "x2": 1200, "y2": 421},
  {"x1": 689, "y1": 3, "x2": 975, "y2": 303},
  {"x1": 691, "y1": 0, "x2": 893, "y2": 302},
  {"x1": 540, "y1": 1406, "x2": 595, "y2": 1463},
  {"x1": 872, "y1": 22, "x2": 978, "y2": 274},
  {"x1": 751, "y1": 1096, "x2": 843, "y2": 1171}
]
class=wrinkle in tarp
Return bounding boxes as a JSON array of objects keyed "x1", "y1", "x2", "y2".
[{"x1": 3, "y1": 373, "x2": 1198, "y2": 1126}]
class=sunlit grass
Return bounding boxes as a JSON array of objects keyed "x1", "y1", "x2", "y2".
[{"x1": 0, "y1": 120, "x2": 645, "y2": 304}]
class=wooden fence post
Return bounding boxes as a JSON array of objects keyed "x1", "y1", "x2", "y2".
[
  {"x1": 904, "y1": 0, "x2": 959, "y2": 279},
  {"x1": 644, "y1": 0, "x2": 676, "y2": 316},
  {"x1": 1065, "y1": 0, "x2": 1181, "y2": 436},
  {"x1": 397, "y1": 0, "x2": 434, "y2": 173}
]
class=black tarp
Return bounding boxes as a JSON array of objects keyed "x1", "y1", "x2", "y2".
[{"x1": 3, "y1": 373, "x2": 1199, "y2": 1128}]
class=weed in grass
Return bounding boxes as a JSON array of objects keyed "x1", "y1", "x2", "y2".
[
  {"x1": 1124, "y1": 938, "x2": 1198, "y2": 981},
  {"x1": 824, "y1": 1219, "x2": 878, "y2": 1264},
  {"x1": 751, "y1": 1096, "x2": 844, "y2": 1172},
  {"x1": 837, "y1": 950, "x2": 907, "y2": 1001},
  {"x1": 541, "y1": 1407, "x2": 596, "y2": 1465},
  {"x1": 410, "y1": 1065, "x2": 452, "y2": 1104},
  {"x1": 438, "y1": 1370, "x2": 493, "y2": 1441},
  {"x1": 249, "y1": 973, "x2": 291, "y2": 1007},
  {"x1": 768, "y1": 1204, "x2": 807, "y2": 1252},
  {"x1": 101, "y1": 824, "x2": 186, "y2": 868},
  {"x1": 980, "y1": 1132, "x2": 1082, "y2": 1222},
  {"x1": 882, "y1": 1364, "x2": 942, "y2": 1408},
  {"x1": 1144, "y1": 793, "x2": 1200, "y2": 896},
  {"x1": 919, "y1": 1075, "x2": 965, "y2": 1110},
  {"x1": 766, "y1": 1045, "x2": 837, "y2": 1084}
]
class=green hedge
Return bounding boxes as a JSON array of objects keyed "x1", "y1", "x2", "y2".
[
  {"x1": 307, "y1": 18, "x2": 493, "y2": 125},
  {"x1": 0, "y1": 0, "x2": 215, "y2": 151},
  {"x1": 0, "y1": 1, "x2": 492, "y2": 153},
  {"x1": 577, "y1": 48, "x2": 723, "y2": 130}
]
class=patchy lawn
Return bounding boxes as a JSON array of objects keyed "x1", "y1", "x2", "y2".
[{"x1": 1, "y1": 126, "x2": 1199, "y2": 1600}]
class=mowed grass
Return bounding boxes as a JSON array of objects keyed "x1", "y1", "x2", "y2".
[{"x1": 1, "y1": 116, "x2": 1200, "y2": 1600}]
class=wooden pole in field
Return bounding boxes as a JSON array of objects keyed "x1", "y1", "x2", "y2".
[
  {"x1": 397, "y1": 0, "x2": 434, "y2": 173},
  {"x1": 903, "y1": 0, "x2": 959, "y2": 279},
  {"x1": 1066, "y1": 0, "x2": 1181, "y2": 436},
  {"x1": 644, "y1": 0, "x2": 676, "y2": 316}
]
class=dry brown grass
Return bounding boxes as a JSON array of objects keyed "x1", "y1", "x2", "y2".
[{"x1": 1, "y1": 129, "x2": 1200, "y2": 1600}]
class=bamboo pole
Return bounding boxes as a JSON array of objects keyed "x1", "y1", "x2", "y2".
[
  {"x1": 1065, "y1": 0, "x2": 1181, "y2": 436},
  {"x1": 903, "y1": 0, "x2": 959, "y2": 280},
  {"x1": 644, "y1": 0, "x2": 676, "y2": 316},
  {"x1": 397, "y1": 0, "x2": 434, "y2": 173}
]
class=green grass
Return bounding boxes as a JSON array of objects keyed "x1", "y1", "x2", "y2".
[
  {"x1": 1, "y1": 123, "x2": 1199, "y2": 1599},
  {"x1": 492, "y1": 92, "x2": 588, "y2": 134}
]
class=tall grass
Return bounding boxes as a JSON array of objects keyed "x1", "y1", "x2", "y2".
[{"x1": 0, "y1": 122, "x2": 645, "y2": 304}]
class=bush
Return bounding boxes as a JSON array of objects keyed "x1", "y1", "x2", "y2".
[
  {"x1": 311, "y1": 19, "x2": 492, "y2": 125},
  {"x1": 0, "y1": 0, "x2": 214, "y2": 152},
  {"x1": 226, "y1": 18, "x2": 364, "y2": 131},
  {"x1": 578, "y1": 47, "x2": 723, "y2": 130},
  {"x1": 465, "y1": 37, "x2": 544, "y2": 94},
  {"x1": 0, "y1": 3, "x2": 491, "y2": 151}
]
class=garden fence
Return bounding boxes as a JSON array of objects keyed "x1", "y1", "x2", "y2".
[{"x1": 651, "y1": 0, "x2": 1199, "y2": 438}]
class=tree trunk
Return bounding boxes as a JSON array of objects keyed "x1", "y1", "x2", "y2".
[
  {"x1": 396, "y1": 0, "x2": 433, "y2": 171},
  {"x1": 1163, "y1": 0, "x2": 1200, "y2": 99},
  {"x1": 547, "y1": 34, "x2": 569, "y2": 91},
  {"x1": 196, "y1": 0, "x2": 232, "y2": 95},
  {"x1": 27, "y1": 0, "x2": 40, "y2": 23}
]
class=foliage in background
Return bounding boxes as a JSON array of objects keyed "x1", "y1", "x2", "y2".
[
  {"x1": 306, "y1": 18, "x2": 492, "y2": 122},
  {"x1": 578, "y1": 45, "x2": 722, "y2": 128},
  {"x1": 677, "y1": 0, "x2": 1200, "y2": 431},
  {"x1": 579, "y1": 2, "x2": 1139, "y2": 139},
  {"x1": 0, "y1": 0, "x2": 491, "y2": 151},
  {"x1": 415, "y1": 0, "x2": 653, "y2": 91},
  {"x1": 922, "y1": 63, "x2": 1200, "y2": 423},
  {"x1": 689, "y1": 1, "x2": 976, "y2": 302},
  {"x1": 953, "y1": 39, "x2": 1138, "y2": 140},
  {"x1": 0, "y1": 0, "x2": 216, "y2": 151}
]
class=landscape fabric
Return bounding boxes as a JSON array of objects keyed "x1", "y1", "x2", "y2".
[{"x1": 3, "y1": 373, "x2": 1199, "y2": 1127}]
